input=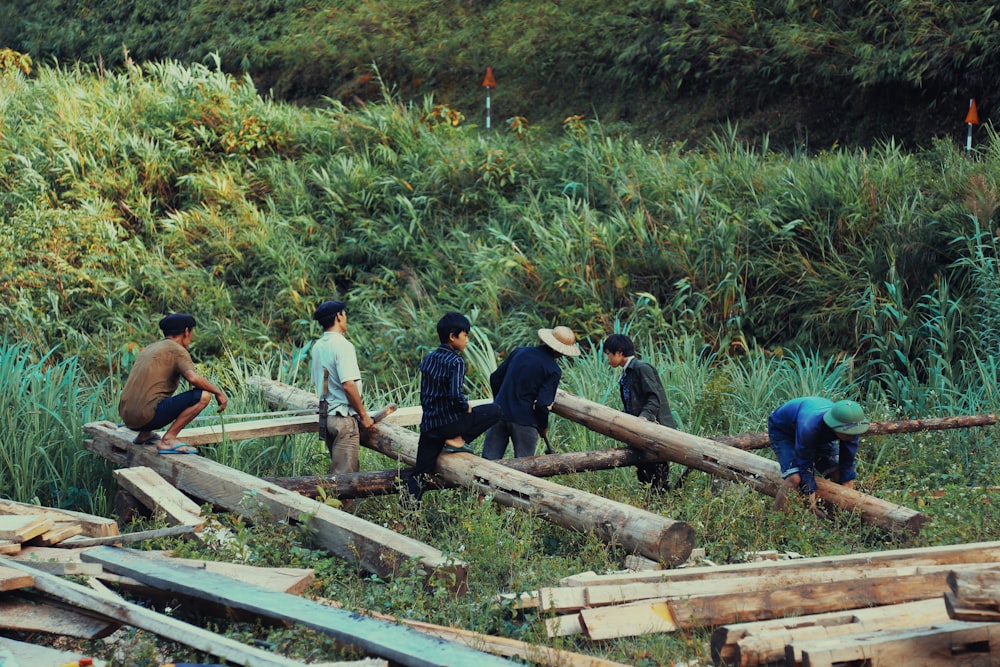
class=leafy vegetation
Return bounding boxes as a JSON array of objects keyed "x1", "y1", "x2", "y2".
[{"x1": 1, "y1": 2, "x2": 997, "y2": 145}]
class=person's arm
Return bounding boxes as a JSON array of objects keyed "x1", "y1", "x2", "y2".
[
  {"x1": 839, "y1": 437, "x2": 859, "y2": 487},
  {"x1": 532, "y1": 366, "x2": 561, "y2": 432},
  {"x1": 448, "y1": 358, "x2": 470, "y2": 412},
  {"x1": 635, "y1": 363, "x2": 666, "y2": 422},
  {"x1": 342, "y1": 380, "x2": 374, "y2": 429},
  {"x1": 182, "y1": 368, "x2": 228, "y2": 412}
]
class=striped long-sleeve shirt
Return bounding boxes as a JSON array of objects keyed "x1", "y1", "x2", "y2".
[{"x1": 419, "y1": 345, "x2": 469, "y2": 432}]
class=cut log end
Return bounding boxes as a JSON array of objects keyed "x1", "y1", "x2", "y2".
[{"x1": 650, "y1": 522, "x2": 696, "y2": 567}]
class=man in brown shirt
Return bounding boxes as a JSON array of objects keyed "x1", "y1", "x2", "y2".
[{"x1": 118, "y1": 313, "x2": 228, "y2": 454}]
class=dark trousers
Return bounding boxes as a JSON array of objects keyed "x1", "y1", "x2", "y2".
[{"x1": 405, "y1": 403, "x2": 501, "y2": 500}]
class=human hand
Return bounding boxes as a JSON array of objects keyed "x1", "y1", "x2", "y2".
[
  {"x1": 359, "y1": 414, "x2": 375, "y2": 429},
  {"x1": 216, "y1": 392, "x2": 229, "y2": 412}
]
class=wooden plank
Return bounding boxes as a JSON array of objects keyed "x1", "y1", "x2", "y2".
[
  {"x1": 559, "y1": 540, "x2": 1000, "y2": 588},
  {"x1": 0, "y1": 540, "x2": 20, "y2": 554},
  {"x1": 82, "y1": 546, "x2": 520, "y2": 667},
  {"x1": 577, "y1": 563, "x2": 997, "y2": 640},
  {"x1": 0, "y1": 564, "x2": 33, "y2": 591},
  {"x1": 83, "y1": 420, "x2": 467, "y2": 592},
  {"x1": 250, "y1": 378, "x2": 695, "y2": 566},
  {"x1": 0, "y1": 556, "x2": 318, "y2": 667},
  {"x1": 113, "y1": 466, "x2": 205, "y2": 528},
  {"x1": 31, "y1": 521, "x2": 83, "y2": 546},
  {"x1": 0, "y1": 592, "x2": 119, "y2": 638},
  {"x1": 537, "y1": 562, "x2": 972, "y2": 614},
  {"x1": 948, "y1": 568, "x2": 1000, "y2": 606},
  {"x1": 945, "y1": 591, "x2": 1000, "y2": 622},
  {"x1": 144, "y1": 552, "x2": 315, "y2": 595},
  {"x1": 551, "y1": 390, "x2": 927, "y2": 534},
  {"x1": 0, "y1": 498, "x2": 118, "y2": 537},
  {"x1": 0, "y1": 636, "x2": 108, "y2": 667},
  {"x1": 0, "y1": 515, "x2": 53, "y2": 542},
  {"x1": 796, "y1": 621, "x2": 1000, "y2": 667},
  {"x1": 714, "y1": 598, "x2": 950, "y2": 667}
]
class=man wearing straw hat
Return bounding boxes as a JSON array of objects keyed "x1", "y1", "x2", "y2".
[{"x1": 483, "y1": 325, "x2": 581, "y2": 460}]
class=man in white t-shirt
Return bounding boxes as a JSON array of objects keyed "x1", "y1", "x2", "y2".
[{"x1": 310, "y1": 300, "x2": 374, "y2": 474}]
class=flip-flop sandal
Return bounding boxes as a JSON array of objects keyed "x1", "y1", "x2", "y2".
[
  {"x1": 157, "y1": 443, "x2": 198, "y2": 455},
  {"x1": 132, "y1": 435, "x2": 162, "y2": 445},
  {"x1": 443, "y1": 444, "x2": 476, "y2": 455}
]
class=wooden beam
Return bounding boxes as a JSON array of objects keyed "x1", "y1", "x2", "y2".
[
  {"x1": 54, "y1": 524, "x2": 198, "y2": 548},
  {"x1": 0, "y1": 515, "x2": 52, "y2": 542},
  {"x1": 83, "y1": 421, "x2": 468, "y2": 593},
  {"x1": 574, "y1": 563, "x2": 997, "y2": 641},
  {"x1": 795, "y1": 621, "x2": 1000, "y2": 667},
  {"x1": 0, "y1": 564, "x2": 33, "y2": 591},
  {"x1": 113, "y1": 466, "x2": 205, "y2": 528},
  {"x1": 0, "y1": 636, "x2": 108, "y2": 667},
  {"x1": 83, "y1": 546, "x2": 521, "y2": 667},
  {"x1": 551, "y1": 390, "x2": 928, "y2": 534},
  {"x1": 249, "y1": 378, "x2": 696, "y2": 566},
  {"x1": 560, "y1": 540, "x2": 1000, "y2": 588},
  {"x1": 712, "y1": 598, "x2": 950, "y2": 667},
  {"x1": 0, "y1": 556, "x2": 319, "y2": 667}
]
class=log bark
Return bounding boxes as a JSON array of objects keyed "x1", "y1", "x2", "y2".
[
  {"x1": 250, "y1": 378, "x2": 695, "y2": 565},
  {"x1": 551, "y1": 390, "x2": 928, "y2": 534},
  {"x1": 713, "y1": 413, "x2": 997, "y2": 450}
]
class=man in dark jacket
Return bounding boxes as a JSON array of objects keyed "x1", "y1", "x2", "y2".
[
  {"x1": 604, "y1": 333, "x2": 678, "y2": 489},
  {"x1": 482, "y1": 326, "x2": 581, "y2": 460}
]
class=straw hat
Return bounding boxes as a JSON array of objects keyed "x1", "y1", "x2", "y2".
[{"x1": 537, "y1": 326, "x2": 581, "y2": 357}]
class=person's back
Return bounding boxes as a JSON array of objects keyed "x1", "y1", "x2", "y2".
[{"x1": 119, "y1": 338, "x2": 192, "y2": 429}]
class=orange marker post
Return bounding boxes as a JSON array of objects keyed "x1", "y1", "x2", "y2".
[
  {"x1": 482, "y1": 66, "x2": 496, "y2": 133},
  {"x1": 966, "y1": 98, "x2": 979, "y2": 154}
]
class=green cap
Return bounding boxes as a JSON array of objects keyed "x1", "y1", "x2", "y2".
[{"x1": 823, "y1": 400, "x2": 870, "y2": 435}]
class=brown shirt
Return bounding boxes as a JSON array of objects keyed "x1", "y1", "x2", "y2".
[{"x1": 118, "y1": 339, "x2": 195, "y2": 428}]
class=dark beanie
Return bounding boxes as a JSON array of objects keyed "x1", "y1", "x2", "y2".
[
  {"x1": 159, "y1": 313, "x2": 197, "y2": 336},
  {"x1": 313, "y1": 300, "x2": 345, "y2": 328}
]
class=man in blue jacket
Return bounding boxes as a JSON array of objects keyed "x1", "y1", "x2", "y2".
[{"x1": 768, "y1": 397, "x2": 870, "y2": 519}]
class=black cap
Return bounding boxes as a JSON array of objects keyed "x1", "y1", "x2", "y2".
[
  {"x1": 313, "y1": 300, "x2": 345, "y2": 327},
  {"x1": 159, "y1": 313, "x2": 197, "y2": 336}
]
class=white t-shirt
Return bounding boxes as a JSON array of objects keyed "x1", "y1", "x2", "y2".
[{"x1": 310, "y1": 331, "x2": 362, "y2": 416}]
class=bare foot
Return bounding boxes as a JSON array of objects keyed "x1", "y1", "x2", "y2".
[{"x1": 444, "y1": 436, "x2": 465, "y2": 448}]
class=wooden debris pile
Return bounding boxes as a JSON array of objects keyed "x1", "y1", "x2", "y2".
[{"x1": 502, "y1": 541, "x2": 1000, "y2": 665}]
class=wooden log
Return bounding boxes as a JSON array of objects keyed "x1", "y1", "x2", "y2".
[
  {"x1": 0, "y1": 556, "x2": 320, "y2": 667},
  {"x1": 263, "y1": 448, "x2": 644, "y2": 499},
  {"x1": 83, "y1": 421, "x2": 469, "y2": 593},
  {"x1": 113, "y1": 466, "x2": 205, "y2": 528},
  {"x1": 711, "y1": 598, "x2": 948, "y2": 667},
  {"x1": 551, "y1": 390, "x2": 928, "y2": 534},
  {"x1": 576, "y1": 563, "x2": 993, "y2": 641},
  {"x1": 713, "y1": 413, "x2": 997, "y2": 450},
  {"x1": 83, "y1": 546, "x2": 520, "y2": 667},
  {"x1": 250, "y1": 378, "x2": 696, "y2": 566},
  {"x1": 794, "y1": 621, "x2": 1000, "y2": 667},
  {"x1": 0, "y1": 498, "x2": 118, "y2": 537}
]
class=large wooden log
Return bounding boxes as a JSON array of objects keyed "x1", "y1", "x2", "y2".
[
  {"x1": 713, "y1": 413, "x2": 997, "y2": 450},
  {"x1": 551, "y1": 390, "x2": 928, "y2": 534},
  {"x1": 82, "y1": 421, "x2": 469, "y2": 593},
  {"x1": 250, "y1": 378, "x2": 696, "y2": 565}
]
